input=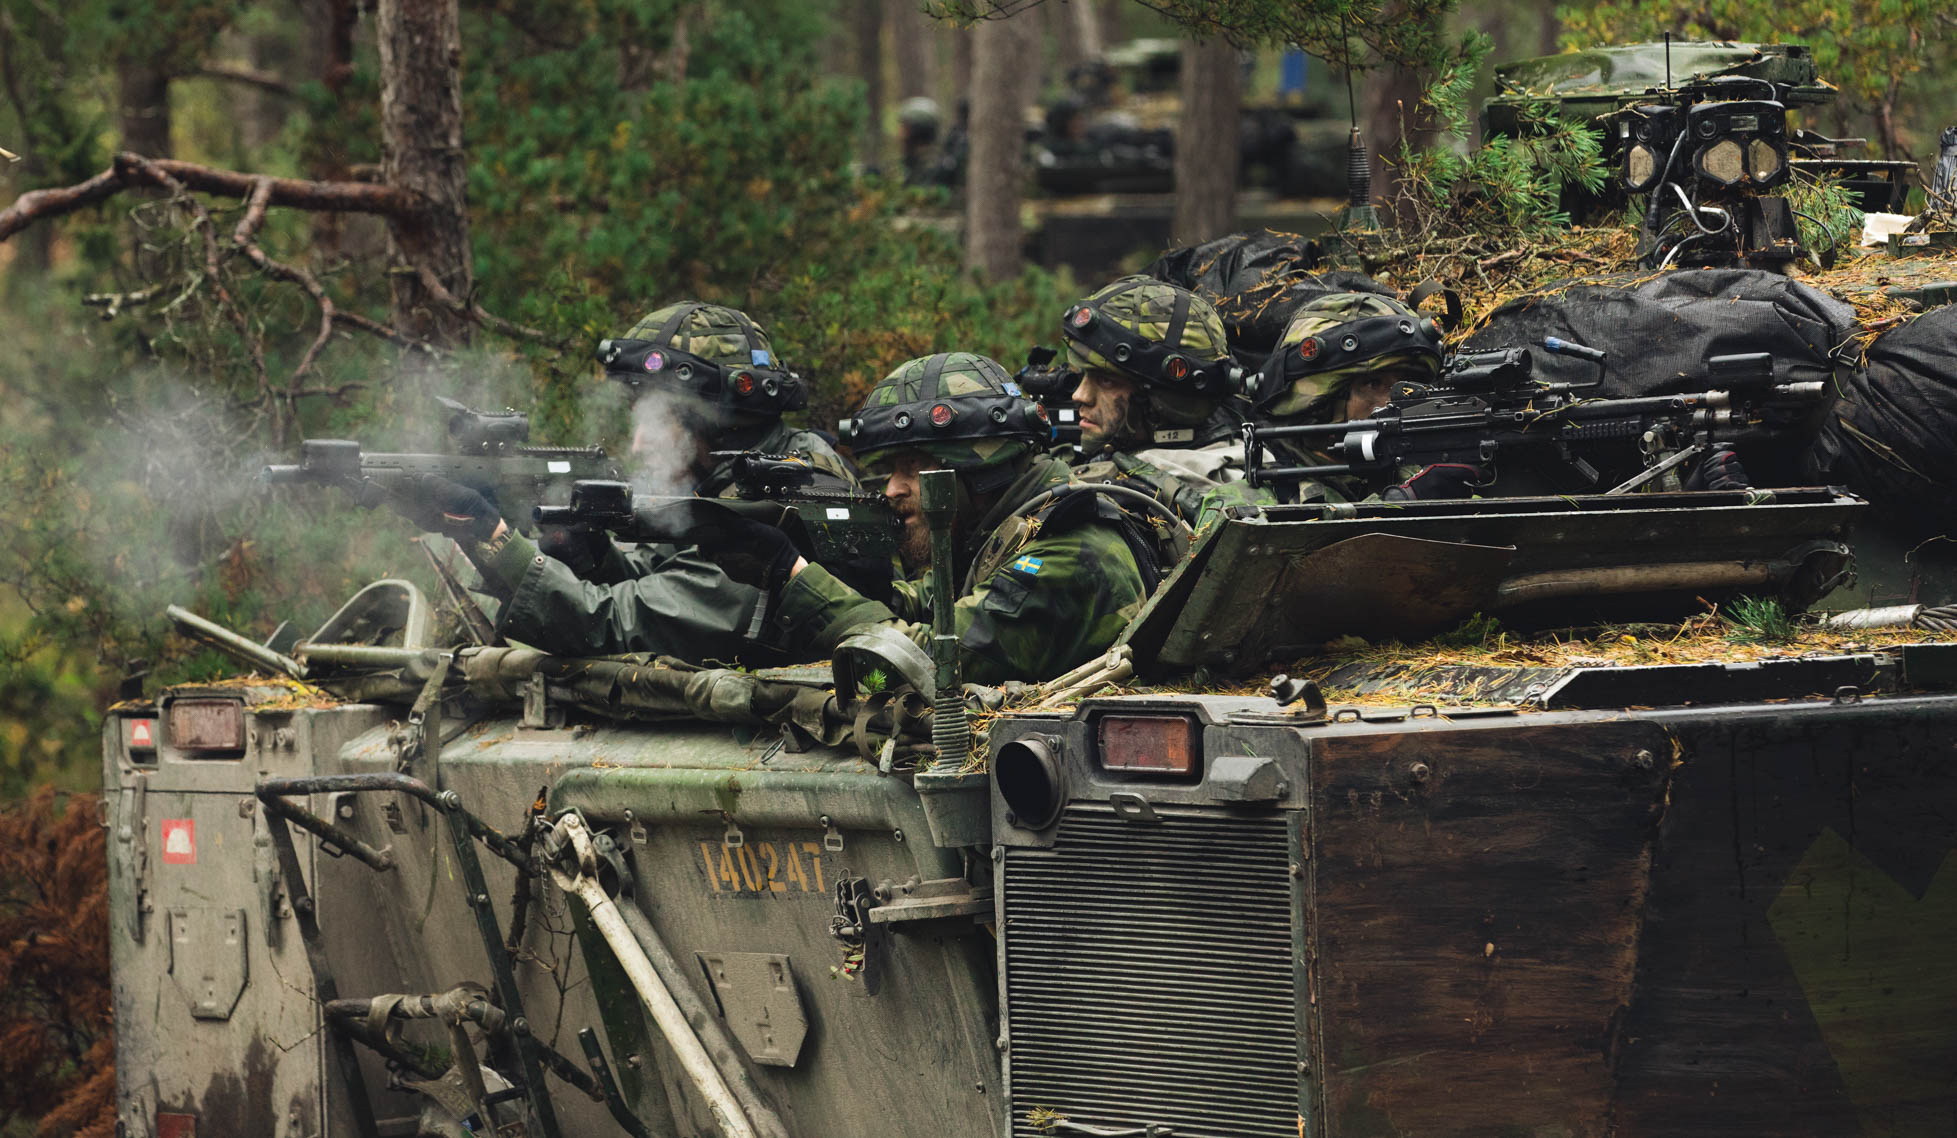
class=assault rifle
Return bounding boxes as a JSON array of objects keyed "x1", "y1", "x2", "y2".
[
  {"x1": 533, "y1": 451, "x2": 901, "y2": 570},
  {"x1": 1013, "y1": 346, "x2": 1082, "y2": 445},
  {"x1": 262, "y1": 397, "x2": 620, "y2": 529},
  {"x1": 1244, "y1": 339, "x2": 1829, "y2": 495}
]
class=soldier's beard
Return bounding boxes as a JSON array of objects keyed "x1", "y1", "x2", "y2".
[
  {"x1": 894, "y1": 483, "x2": 987, "y2": 578},
  {"x1": 898, "y1": 515, "x2": 932, "y2": 574}
]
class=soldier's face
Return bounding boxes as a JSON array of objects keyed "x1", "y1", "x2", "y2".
[
  {"x1": 1342, "y1": 365, "x2": 1433, "y2": 422},
  {"x1": 880, "y1": 451, "x2": 936, "y2": 571},
  {"x1": 628, "y1": 394, "x2": 712, "y2": 478},
  {"x1": 1343, "y1": 375, "x2": 1398, "y2": 421},
  {"x1": 1073, "y1": 370, "x2": 1136, "y2": 450}
]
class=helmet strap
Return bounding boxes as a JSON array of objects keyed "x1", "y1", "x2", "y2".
[{"x1": 652, "y1": 301, "x2": 708, "y2": 346}]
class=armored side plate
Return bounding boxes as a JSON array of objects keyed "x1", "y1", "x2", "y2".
[
  {"x1": 1121, "y1": 488, "x2": 1863, "y2": 675},
  {"x1": 696, "y1": 952, "x2": 809, "y2": 1067}
]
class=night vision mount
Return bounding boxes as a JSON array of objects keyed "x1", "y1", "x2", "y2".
[
  {"x1": 1622, "y1": 39, "x2": 1817, "y2": 271},
  {"x1": 597, "y1": 337, "x2": 808, "y2": 416},
  {"x1": 1059, "y1": 300, "x2": 1237, "y2": 398}
]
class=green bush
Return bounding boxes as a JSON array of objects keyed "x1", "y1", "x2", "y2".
[{"x1": 464, "y1": 0, "x2": 1072, "y2": 438}]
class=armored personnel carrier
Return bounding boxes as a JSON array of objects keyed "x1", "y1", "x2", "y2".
[
  {"x1": 103, "y1": 475, "x2": 1957, "y2": 1138},
  {"x1": 1484, "y1": 41, "x2": 1915, "y2": 269}
]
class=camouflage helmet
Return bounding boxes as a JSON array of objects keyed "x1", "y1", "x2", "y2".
[
  {"x1": 596, "y1": 302, "x2": 807, "y2": 420},
  {"x1": 1060, "y1": 276, "x2": 1235, "y2": 429},
  {"x1": 1247, "y1": 293, "x2": 1443, "y2": 418},
  {"x1": 837, "y1": 352, "x2": 1051, "y2": 493}
]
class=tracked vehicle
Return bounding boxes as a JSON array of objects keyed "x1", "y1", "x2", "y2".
[{"x1": 104, "y1": 480, "x2": 1957, "y2": 1138}]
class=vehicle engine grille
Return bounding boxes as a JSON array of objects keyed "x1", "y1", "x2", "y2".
[{"x1": 1002, "y1": 807, "x2": 1300, "y2": 1138}]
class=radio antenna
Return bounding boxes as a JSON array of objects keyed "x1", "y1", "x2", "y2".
[{"x1": 1663, "y1": 31, "x2": 1672, "y2": 94}]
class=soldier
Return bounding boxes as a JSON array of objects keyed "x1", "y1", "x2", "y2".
[
  {"x1": 1059, "y1": 276, "x2": 1265, "y2": 527},
  {"x1": 1246, "y1": 292, "x2": 1750, "y2": 499},
  {"x1": 1244, "y1": 291, "x2": 1469, "y2": 502},
  {"x1": 390, "y1": 302, "x2": 855, "y2": 663},
  {"x1": 600, "y1": 301, "x2": 855, "y2": 498},
  {"x1": 693, "y1": 352, "x2": 1152, "y2": 685}
]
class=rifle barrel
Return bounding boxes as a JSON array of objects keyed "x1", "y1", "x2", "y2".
[
  {"x1": 167, "y1": 605, "x2": 307, "y2": 679},
  {"x1": 1253, "y1": 418, "x2": 1384, "y2": 441},
  {"x1": 294, "y1": 642, "x2": 448, "y2": 674}
]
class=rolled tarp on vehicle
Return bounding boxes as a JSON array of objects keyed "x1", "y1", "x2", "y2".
[
  {"x1": 1460, "y1": 268, "x2": 1859, "y2": 397},
  {"x1": 1146, "y1": 228, "x2": 1392, "y2": 366},
  {"x1": 1460, "y1": 268, "x2": 1858, "y2": 486},
  {"x1": 1808, "y1": 305, "x2": 1957, "y2": 536}
]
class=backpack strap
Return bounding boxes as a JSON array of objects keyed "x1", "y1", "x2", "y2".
[{"x1": 1032, "y1": 486, "x2": 1165, "y2": 595}]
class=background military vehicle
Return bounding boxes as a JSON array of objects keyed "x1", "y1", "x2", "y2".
[
  {"x1": 103, "y1": 472, "x2": 1957, "y2": 1138},
  {"x1": 908, "y1": 38, "x2": 1351, "y2": 278},
  {"x1": 1484, "y1": 41, "x2": 1916, "y2": 223}
]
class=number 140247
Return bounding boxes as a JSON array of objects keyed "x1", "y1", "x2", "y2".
[{"x1": 697, "y1": 839, "x2": 829, "y2": 896}]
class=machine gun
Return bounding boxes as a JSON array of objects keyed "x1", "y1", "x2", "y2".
[
  {"x1": 533, "y1": 454, "x2": 900, "y2": 573},
  {"x1": 1013, "y1": 346, "x2": 1082, "y2": 445},
  {"x1": 262, "y1": 397, "x2": 621, "y2": 530},
  {"x1": 708, "y1": 450, "x2": 862, "y2": 502},
  {"x1": 1244, "y1": 338, "x2": 1829, "y2": 495}
]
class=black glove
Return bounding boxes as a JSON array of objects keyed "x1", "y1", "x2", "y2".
[
  {"x1": 538, "y1": 525, "x2": 610, "y2": 576},
  {"x1": 689, "y1": 518, "x2": 803, "y2": 591},
  {"x1": 1686, "y1": 447, "x2": 1751, "y2": 492},
  {"x1": 392, "y1": 473, "x2": 502, "y2": 542},
  {"x1": 829, "y1": 552, "x2": 897, "y2": 603},
  {"x1": 1381, "y1": 463, "x2": 1478, "y2": 502}
]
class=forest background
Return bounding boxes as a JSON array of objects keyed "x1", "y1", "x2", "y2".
[{"x1": 0, "y1": 2, "x2": 1952, "y2": 1127}]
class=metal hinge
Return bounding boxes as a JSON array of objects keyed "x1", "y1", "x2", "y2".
[{"x1": 865, "y1": 876, "x2": 992, "y2": 926}]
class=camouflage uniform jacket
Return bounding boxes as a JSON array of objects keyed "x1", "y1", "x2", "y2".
[
  {"x1": 470, "y1": 421, "x2": 858, "y2": 664},
  {"x1": 1072, "y1": 440, "x2": 1273, "y2": 532},
  {"x1": 772, "y1": 456, "x2": 1148, "y2": 685}
]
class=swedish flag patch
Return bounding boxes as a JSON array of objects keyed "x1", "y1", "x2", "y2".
[{"x1": 1011, "y1": 555, "x2": 1044, "y2": 576}]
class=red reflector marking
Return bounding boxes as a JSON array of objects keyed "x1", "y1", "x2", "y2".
[
  {"x1": 157, "y1": 1112, "x2": 195, "y2": 1138},
  {"x1": 130, "y1": 720, "x2": 154, "y2": 748},
  {"x1": 162, "y1": 819, "x2": 196, "y2": 865}
]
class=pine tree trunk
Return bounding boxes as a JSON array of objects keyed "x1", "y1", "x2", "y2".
[
  {"x1": 304, "y1": 0, "x2": 362, "y2": 256},
  {"x1": 952, "y1": 25, "x2": 974, "y2": 111},
  {"x1": 1172, "y1": 38, "x2": 1241, "y2": 245},
  {"x1": 376, "y1": 0, "x2": 472, "y2": 347},
  {"x1": 855, "y1": 0, "x2": 886, "y2": 171},
  {"x1": 1365, "y1": 62, "x2": 1422, "y2": 213},
  {"x1": 1072, "y1": 0, "x2": 1103, "y2": 62},
  {"x1": 1048, "y1": 1, "x2": 1083, "y2": 74},
  {"x1": 965, "y1": 10, "x2": 1035, "y2": 280},
  {"x1": 891, "y1": 1, "x2": 935, "y2": 102},
  {"x1": 116, "y1": 60, "x2": 172, "y2": 157},
  {"x1": 1537, "y1": 0, "x2": 1561, "y2": 57}
]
